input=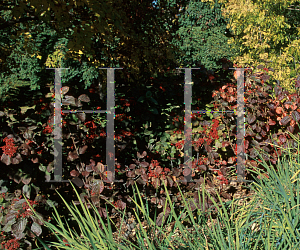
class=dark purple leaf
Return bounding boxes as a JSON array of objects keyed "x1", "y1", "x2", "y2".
[
  {"x1": 98, "y1": 207, "x2": 107, "y2": 218},
  {"x1": 183, "y1": 168, "x2": 191, "y2": 176},
  {"x1": 76, "y1": 113, "x2": 86, "y2": 122},
  {"x1": 178, "y1": 176, "x2": 187, "y2": 185},
  {"x1": 99, "y1": 180, "x2": 104, "y2": 194},
  {"x1": 61, "y1": 86, "x2": 69, "y2": 95},
  {"x1": 67, "y1": 150, "x2": 79, "y2": 161},
  {"x1": 71, "y1": 177, "x2": 84, "y2": 188},
  {"x1": 116, "y1": 200, "x2": 126, "y2": 210},
  {"x1": 261, "y1": 74, "x2": 270, "y2": 81},
  {"x1": 188, "y1": 199, "x2": 198, "y2": 211},
  {"x1": 261, "y1": 129, "x2": 266, "y2": 137},
  {"x1": 126, "y1": 171, "x2": 135, "y2": 178},
  {"x1": 82, "y1": 171, "x2": 89, "y2": 177},
  {"x1": 287, "y1": 125, "x2": 294, "y2": 134},
  {"x1": 91, "y1": 195, "x2": 100, "y2": 205},
  {"x1": 255, "y1": 134, "x2": 262, "y2": 140},
  {"x1": 1, "y1": 153, "x2": 11, "y2": 165},
  {"x1": 76, "y1": 99, "x2": 83, "y2": 107},
  {"x1": 140, "y1": 161, "x2": 149, "y2": 168},
  {"x1": 141, "y1": 174, "x2": 148, "y2": 182},
  {"x1": 62, "y1": 95, "x2": 76, "y2": 106},
  {"x1": 137, "y1": 151, "x2": 147, "y2": 158},
  {"x1": 135, "y1": 168, "x2": 143, "y2": 175},
  {"x1": 4, "y1": 210, "x2": 18, "y2": 224},
  {"x1": 79, "y1": 145, "x2": 88, "y2": 154},
  {"x1": 267, "y1": 103, "x2": 275, "y2": 110},
  {"x1": 166, "y1": 176, "x2": 173, "y2": 187},
  {"x1": 280, "y1": 115, "x2": 291, "y2": 126},
  {"x1": 129, "y1": 164, "x2": 136, "y2": 169},
  {"x1": 154, "y1": 166, "x2": 163, "y2": 175},
  {"x1": 70, "y1": 170, "x2": 80, "y2": 177},
  {"x1": 21, "y1": 176, "x2": 31, "y2": 185},
  {"x1": 94, "y1": 162, "x2": 105, "y2": 173},
  {"x1": 249, "y1": 148, "x2": 259, "y2": 158},
  {"x1": 172, "y1": 168, "x2": 181, "y2": 177},
  {"x1": 278, "y1": 94, "x2": 285, "y2": 101},
  {"x1": 31, "y1": 222, "x2": 42, "y2": 236},
  {"x1": 30, "y1": 211, "x2": 44, "y2": 226},
  {"x1": 291, "y1": 111, "x2": 300, "y2": 122},
  {"x1": 151, "y1": 197, "x2": 159, "y2": 204},
  {"x1": 278, "y1": 134, "x2": 287, "y2": 144},
  {"x1": 104, "y1": 171, "x2": 114, "y2": 183},
  {"x1": 11, "y1": 154, "x2": 22, "y2": 164},
  {"x1": 152, "y1": 178, "x2": 160, "y2": 189},
  {"x1": 156, "y1": 211, "x2": 170, "y2": 226},
  {"x1": 247, "y1": 114, "x2": 256, "y2": 124},
  {"x1": 78, "y1": 94, "x2": 90, "y2": 103},
  {"x1": 198, "y1": 165, "x2": 206, "y2": 171},
  {"x1": 11, "y1": 218, "x2": 27, "y2": 238}
]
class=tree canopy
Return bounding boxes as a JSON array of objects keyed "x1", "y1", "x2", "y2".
[
  {"x1": 0, "y1": 0, "x2": 238, "y2": 101},
  {"x1": 215, "y1": 0, "x2": 300, "y2": 93},
  {"x1": 172, "y1": 0, "x2": 236, "y2": 70},
  {"x1": 0, "y1": 0, "x2": 188, "y2": 99}
]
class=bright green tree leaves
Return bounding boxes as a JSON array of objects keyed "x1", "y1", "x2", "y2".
[{"x1": 216, "y1": 0, "x2": 300, "y2": 93}]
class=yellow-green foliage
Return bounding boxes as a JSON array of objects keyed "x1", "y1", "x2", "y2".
[
  {"x1": 212, "y1": 0, "x2": 300, "y2": 93},
  {"x1": 45, "y1": 45, "x2": 66, "y2": 69}
]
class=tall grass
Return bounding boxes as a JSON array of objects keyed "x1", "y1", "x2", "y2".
[{"x1": 25, "y1": 130, "x2": 300, "y2": 249}]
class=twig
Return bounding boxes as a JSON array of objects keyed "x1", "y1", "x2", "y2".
[{"x1": 67, "y1": 123, "x2": 85, "y2": 172}]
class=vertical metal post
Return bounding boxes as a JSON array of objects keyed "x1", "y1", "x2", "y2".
[
  {"x1": 235, "y1": 68, "x2": 246, "y2": 182},
  {"x1": 46, "y1": 68, "x2": 69, "y2": 183},
  {"x1": 177, "y1": 68, "x2": 200, "y2": 182},
  {"x1": 46, "y1": 67, "x2": 122, "y2": 183}
]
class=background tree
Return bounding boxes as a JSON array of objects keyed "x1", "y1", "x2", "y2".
[
  {"x1": 171, "y1": 0, "x2": 237, "y2": 71},
  {"x1": 215, "y1": 0, "x2": 300, "y2": 93},
  {"x1": 0, "y1": 0, "x2": 190, "y2": 101}
]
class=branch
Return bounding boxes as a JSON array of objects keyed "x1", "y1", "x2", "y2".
[{"x1": 0, "y1": 15, "x2": 40, "y2": 31}]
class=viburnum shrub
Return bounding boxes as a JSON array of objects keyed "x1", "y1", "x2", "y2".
[
  {"x1": 0, "y1": 189, "x2": 48, "y2": 249},
  {"x1": 197, "y1": 65, "x2": 300, "y2": 177},
  {"x1": 3, "y1": 61, "x2": 300, "y2": 247},
  {"x1": 157, "y1": 65, "x2": 300, "y2": 190}
]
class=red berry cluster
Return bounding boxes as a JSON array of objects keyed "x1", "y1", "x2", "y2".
[
  {"x1": 205, "y1": 119, "x2": 220, "y2": 146},
  {"x1": 84, "y1": 121, "x2": 99, "y2": 141},
  {"x1": 42, "y1": 124, "x2": 53, "y2": 134},
  {"x1": 192, "y1": 118, "x2": 219, "y2": 150},
  {"x1": 1, "y1": 137, "x2": 17, "y2": 157},
  {"x1": 148, "y1": 160, "x2": 170, "y2": 179},
  {"x1": 174, "y1": 140, "x2": 184, "y2": 150},
  {"x1": 10, "y1": 197, "x2": 39, "y2": 219},
  {"x1": 214, "y1": 170, "x2": 228, "y2": 185},
  {"x1": 0, "y1": 236, "x2": 20, "y2": 250}
]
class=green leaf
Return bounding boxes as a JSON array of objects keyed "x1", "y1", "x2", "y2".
[
  {"x1": 137, "y1": 96, "x2": 145, "y2": 103},
  {"x1": 146, "y1": 91, "x2": 152, "y2": 98},
  {"x1": 39, "y1": 164, "x2": 46, "y2": 172},
  {"x1": 149, "y1": 138, "x2": 155, "y2": 143},
  {"x1": 22, "y1": 184, "x2": 31, "y2": 199},
  {"x1": 149, "y1": 108, "x2": 158, "y2": 115},
  {"x1": 150, "y1": 97, "x2": 158, "y2": 105},
  {"x1": 221, "y1": 147, "x2": 227, "y2": 152}
]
